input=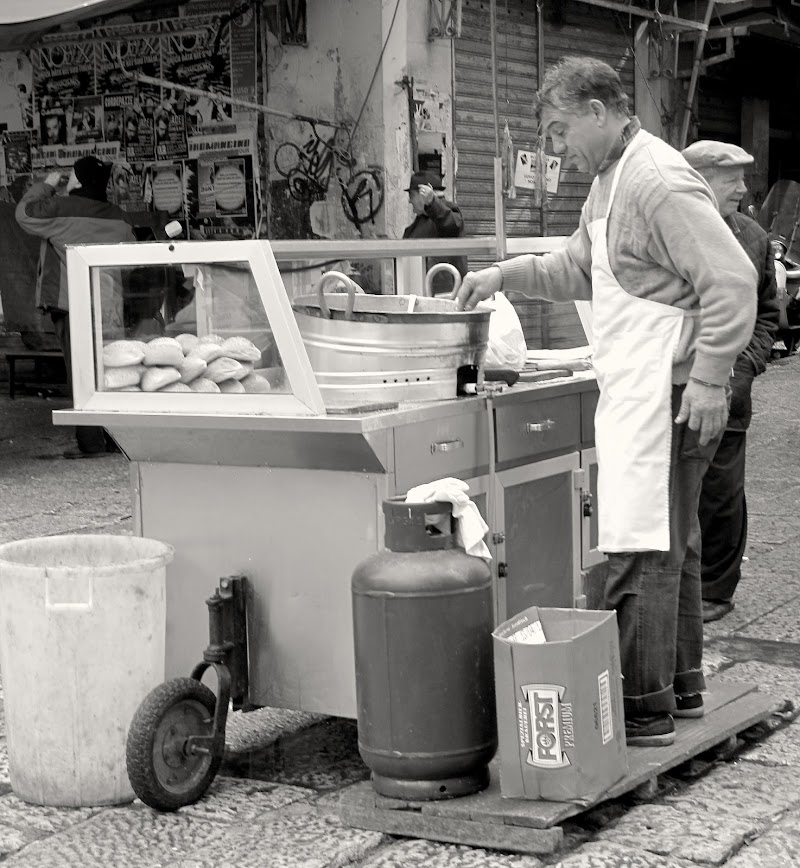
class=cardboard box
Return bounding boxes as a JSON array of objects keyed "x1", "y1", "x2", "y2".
[{"x1": 492, "y1": 606, "x2": 628, "y2": 803}]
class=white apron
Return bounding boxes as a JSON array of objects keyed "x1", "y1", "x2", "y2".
[{"x1": 589, "y1": 133, "x2": 687, "y2": 553}]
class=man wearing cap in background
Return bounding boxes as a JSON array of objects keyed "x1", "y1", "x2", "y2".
[
  {"x1": 403, "y1": 170, "x2": 468, "y2": 295},
  {"x1": 682, "y1": 141, "x2": 779, "y2": 623},
  {"x1": 16, "y1": 156, "x2": 135, "y2": 459}
]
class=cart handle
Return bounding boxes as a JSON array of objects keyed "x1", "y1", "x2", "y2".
[
  {"x1": 425, "y1": 263, "x2": 462, "y2": 298},
  {"x1": 315, "y1": 271, "x2": 364, "y2": 320}
]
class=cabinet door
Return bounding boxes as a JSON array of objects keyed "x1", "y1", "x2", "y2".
[
  {"x1": 494, "y1": 452, "x2": 581, "y2": 623},
  {"x1": 580, "y1": 447, "x2": 605, "y2": 570}
]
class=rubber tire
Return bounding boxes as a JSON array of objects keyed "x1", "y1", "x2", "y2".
[{"x1": 126, "y1": 677, "x2": 222, "y2": 812}]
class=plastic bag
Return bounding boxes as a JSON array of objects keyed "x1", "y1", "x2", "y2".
[{"x1": 480, "y1": 291, "x2": 528, "y2": 371}]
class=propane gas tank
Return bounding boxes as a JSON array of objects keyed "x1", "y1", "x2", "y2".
[{"x1": 351, "y1": 498, "x2": 497, "y2": 800}]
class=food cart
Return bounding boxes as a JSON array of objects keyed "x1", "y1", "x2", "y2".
[{"x1": 56, "y1": 236, "x2": 600, "y2": 721}]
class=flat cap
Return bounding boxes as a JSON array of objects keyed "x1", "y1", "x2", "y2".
[{"x1": 681, "y1": 140, "x2": 754, "y2": 171}]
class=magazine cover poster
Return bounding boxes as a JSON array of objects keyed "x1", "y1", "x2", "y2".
[
  {"x1": 3, "y1": 130, "x2": 32, "y2": 176},
  {"x1": 103, "y1": 93, "x2": 134, "y2": 143},
  {"x1": 33, "y1": 42, "x2": 94, "y2": 105},
  {"x1": 124, "y1": 107, "x2": 155, "y2": 163},
  {"x1": 70, "y1": 96, "x2": 102, "y2": 144},
  {"x1": 154, "y1": 109, "x2": 189, "y2": 162},
  {"x1": 39, "y1": 103, "x2": 68, "y2": 146},
  {"x1": 111, "y1": 161, "x2": 148, "y2": 212},
  {"x1": 97, "y1": 34, "x2": 160, "y2": 103},
  {"x1": 162, "y1": 18, "x2": 233, "y2": 133}
]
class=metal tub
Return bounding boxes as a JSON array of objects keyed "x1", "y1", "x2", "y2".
[{"x1": 292, "y1": 268, "x2": 490, "y2": 406}]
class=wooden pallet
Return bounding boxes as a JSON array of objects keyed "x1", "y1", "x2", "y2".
[{"x1": 339, "y1": 679, "x2": 780, "y2": 857}]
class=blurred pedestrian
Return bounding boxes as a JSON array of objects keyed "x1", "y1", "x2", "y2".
[{"x1": 403, "y1": 170, "x2": 467, "y2": 295}]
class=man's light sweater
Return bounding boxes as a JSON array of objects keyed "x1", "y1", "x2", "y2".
[{"x1": 498, "y1": 128, "x2": 757, "y2": 386}]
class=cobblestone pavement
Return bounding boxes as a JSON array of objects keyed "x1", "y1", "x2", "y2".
[{"x1": 0, "y1": 356, "x2": 799, "y2": 867}]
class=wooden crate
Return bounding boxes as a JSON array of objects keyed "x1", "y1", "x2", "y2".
[{"x1": 340, "y1": 678, "x2": 781, "y2": 857}]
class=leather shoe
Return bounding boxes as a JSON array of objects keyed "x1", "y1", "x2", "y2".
[{"x1": 702, "y1": 599, "x2": 734, "y2": 623}]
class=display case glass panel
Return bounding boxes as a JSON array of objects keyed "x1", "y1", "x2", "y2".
[{"x1": 66, "y1": 240, "x2": 324, "y2": 416}]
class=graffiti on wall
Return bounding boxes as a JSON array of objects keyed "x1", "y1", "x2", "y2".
[{"x1": 272, "y1": 120, "x2": 383, "y2": 231}]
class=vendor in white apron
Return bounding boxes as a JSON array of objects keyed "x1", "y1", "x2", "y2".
[{"x1": 453, "y1": 57, "x2": 757, "y2": 748}]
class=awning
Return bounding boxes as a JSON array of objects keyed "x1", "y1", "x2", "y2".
[{"x1": 0, "y1": 0, "x2": 154, "y2": 50}]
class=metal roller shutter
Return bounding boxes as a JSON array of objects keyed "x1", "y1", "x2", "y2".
[{"x1": 454, "y1": 0, "x2": 635, "y2": 240}]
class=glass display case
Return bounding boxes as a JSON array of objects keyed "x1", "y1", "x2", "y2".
[{"x1": 65, "y1": 239, "x2": 325, "y2": 417}]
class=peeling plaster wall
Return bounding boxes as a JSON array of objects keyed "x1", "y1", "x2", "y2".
[
  {"x1": 267, "y1": 0, "x2": 386, "y2": 242},
  {"x1": 381, "y1": 0, "x2": 455, "y2": 245}
]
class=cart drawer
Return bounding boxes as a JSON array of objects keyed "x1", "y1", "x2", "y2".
[
  {"x1": 394, "y1": 413, "x2": 488, "y2": 492},
  {"x1": 496, "y1": 394, "x2": 581, "y2": 463}
]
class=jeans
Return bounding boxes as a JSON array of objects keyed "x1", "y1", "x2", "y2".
[
  {"x1": 603, "y1": 386, "x2": 721, "y2": 718},
  {"x1": 51, "y1": 311, "x2": 108, "y2": 454},
  {"x1": 699, "y1": 429, "x2": 747, "y2": 603}
]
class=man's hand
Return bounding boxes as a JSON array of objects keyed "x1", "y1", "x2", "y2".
[
  {"x1": 44, "y1": 172, "x2": 63, "y2": 189},
  {"x1": 674, "y1": 379, "x2": 728, "y2": 446},
  {"x1": 417, "y1": 183, "x2": 435, "y2": 207},
  {"x1": 451, "y1": 265, "x2": 504, "y2": 310}
]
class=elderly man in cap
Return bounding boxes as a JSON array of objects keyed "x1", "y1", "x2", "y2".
[
  {"x1": 454, "y1": 56, "x2": 758, "y2": 747},
  {"x1": 682, "y1": 141, "x2": 779, "y2": 623},
  {"x1": 16, "y1": 156, "x2": 134, "y2": 458},
  {"x1": 402, "y1": 170, "x2": 467, "y2": 294}
]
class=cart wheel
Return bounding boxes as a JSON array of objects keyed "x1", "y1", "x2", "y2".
[{"x1": 126, "y1": 677, "x2": 223, "y2": 812}]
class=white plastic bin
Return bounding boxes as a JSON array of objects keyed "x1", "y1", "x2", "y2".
[{"x1": 0, "y1": 534, "x2": 173, "y2": 806}]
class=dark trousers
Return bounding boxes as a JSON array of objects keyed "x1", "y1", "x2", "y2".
[
  {"x1": 698, "y1": 430, "x2": 747, "y2": 603},
  {"x1": 603, "y1": 386, "x2": 719, "y2": 718},
  {"x1": 51, "y1": 310, "x2": 108, "y2": 454}
]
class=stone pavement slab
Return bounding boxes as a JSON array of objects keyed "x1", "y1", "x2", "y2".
[
  {"x1": 2, "y1": 806, "x2": 228, "y2": 867},
  {"x1": 552, "y1": 842, "x2": 695, "y2": 867},
  {"x1": 176, "y1": 777, "x2": 314, "y2": 824},
  {"x1": 160, "y1": 802, "x2": 385, "y2": 868},
  {"x1": 724, "y1": 809, "x2": 800, "y2": 867},
  {"x1": 663, "y1": 761, "x2": 800, "y2": 822},
  {"x1": 359, "y1": 837, "x2": 545, "y2": 867},
  {"x1": 593, "y1": 803, "x2": 762, "y2": 865}
]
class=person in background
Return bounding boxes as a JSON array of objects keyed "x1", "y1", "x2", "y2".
[
  {"x1": 15, "y1": 156, "x2": 135, "y2": 459},
  {"x1": 454, "y1": 56, "x2": 757, "y2": 747},
  {"x1": 403, "y1": 170, "x2": 467, "y2": 295},
  {"x1": 681, "y1": 141, "x2": 780, "y2": 623}
]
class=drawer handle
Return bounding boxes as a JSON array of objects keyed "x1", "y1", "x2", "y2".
[
  {"x1": 525, "y1": 419, "x2": 555, "y2": 434},
  {"x1": 431, "y1": 438, "x2": 464, "y2": 454}
]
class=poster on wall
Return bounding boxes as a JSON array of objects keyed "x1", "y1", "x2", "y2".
[
  {"x1": 162, "y1": 15, "x2": 233, "y2": 133},
  {"x1": 70, "y1": 96, "x2": 102, "y2": 144},
  {"x1": 154, "y1": 108, "x2": 188, "y2": 161},
  {"x1": 3, "y1": 130, "x2": 32, "y2": 176},
  {"x1": 514, "y1": 150, "x2": 561, "y2": 195},
  {"x1": 124, "y1": 106, "x2": 155, "y2": 162},
  {"x1": 0, "y1": 53, "x2": 34, "y2": 132},
  {"x1": 188, "y1": 128, "x2": 257, "y2": 238},
  {"x1": 33, "y1": 42, "x2": 95, "y2": 145},
  {"x1": 180, "y1": 1, "x2": 258, "y2": 123},
  {"x1": 96, "y1": 32, "x2": 161, "y2": 108}
]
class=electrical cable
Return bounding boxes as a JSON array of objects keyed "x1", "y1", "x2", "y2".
[
  {"x1": 347, "y1": 0, "x2": 403, "y2": 150},
  {"x1": 613, "y1": 11, "x2": 668, "y2": 127}
]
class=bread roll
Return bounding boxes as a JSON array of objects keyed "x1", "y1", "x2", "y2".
[
  {"x1": 240, "y1": 373, "x2": 272, "y2": 393},
  {"x1": 175, "y1": 333, "x2": 200, "y2": 353},
  {"x1": 141, "y1": 366, "x2": 182, "y2": 392},
  {"x1": 160, "y1": 382, "x2": 192, "y2": 392},
  {"x1": 144, "y1": 337, "x2": 184, "y2": 367},
  {"x1": 179, "y1": 356, "x2": 207, "y2": 384},
  {"x1": 103, "y1": 340, "x2": 146, "y2": 367},
  {"x1": 206, "y1": 357, "x2": 245, "y2": 383},
  {"x1": 117, "y1": 385, "x2": 142, "y2": 392},
  {"x1": 187, "y1": 343, "x2": 225, "y2": 364},
  {"x1": 221, "y1": 336, "x2": 262, "y2": 362},
  {"x1": 103, "y1": 364, "x2": 146, "y2": 390},
  {"x1": 188, "y1": 377, "x2": 221, "y2": 393},
  {"x1": 219, "y1": 379, "x2": 245, "y2": 393},
  {"x1": 198, "y1": 333, "x2": 223, "y2": 345}
]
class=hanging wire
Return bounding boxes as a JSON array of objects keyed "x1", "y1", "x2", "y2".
[
  {"x1": 613, "y1": 11, "x2": 669, "y2": 129},
  {"x1": 347, "y1": 0, "x2": 403, "y2": 151}
]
